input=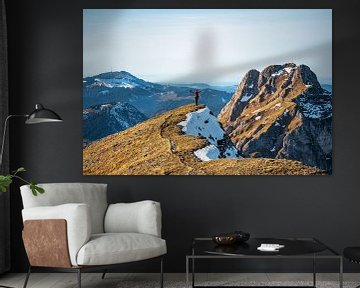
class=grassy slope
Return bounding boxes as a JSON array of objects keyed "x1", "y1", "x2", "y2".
[{"x1": 83, "y1": 104, "x2": 323, "y2": 175}]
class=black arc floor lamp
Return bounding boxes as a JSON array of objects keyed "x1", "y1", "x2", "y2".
[
  {"x1": 0, "y1": 103, "x2": 63, "y2": 167},
  {"x1": 0, "y1": 103, "x2": 62, "y2": 288}
]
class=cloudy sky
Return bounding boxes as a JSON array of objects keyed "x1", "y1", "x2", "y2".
[{"x1": 83, "y1": 9, "x2": 332, "y2": 85}]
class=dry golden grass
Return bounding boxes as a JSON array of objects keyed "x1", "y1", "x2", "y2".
[
  {"x1": 83, "y1": 104, "x2": 323, "y2": 175},
  {"x1": 194, "y1": 158, "x2": 322, "y2": 175}
]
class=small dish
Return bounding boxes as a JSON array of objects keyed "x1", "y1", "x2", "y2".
[{"x1": 212, "y1": 233, "x2": 238, "y2": 245}]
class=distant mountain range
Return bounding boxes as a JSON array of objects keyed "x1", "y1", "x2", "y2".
[
  {"x1": 83, "y1": 71, "x2": 232, "y2": 117},
  {"x1": 169, "y1": 82, "x2": 237, "y2": 93}
]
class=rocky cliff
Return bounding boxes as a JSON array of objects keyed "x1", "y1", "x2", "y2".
[{"x1": 218, "y1": 63, "x2": 332, "y2": 172}]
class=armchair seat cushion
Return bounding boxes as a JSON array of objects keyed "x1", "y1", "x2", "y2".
[{"x1": 76, "y1": 233, "x2": 167, "y2": 266}]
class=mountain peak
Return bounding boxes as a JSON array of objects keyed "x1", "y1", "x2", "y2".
[
  {"x1": 217, "y1": 69, "x2": 260, "y2": 126},
  {"x1": 218, "y1": 63, "x2": 332, "y2": 172},
  {"x1": 296, "y1": 64, "x2": 323, "y2": 91},
  {"x1": 94, "y1": 71, "x2": 140, "y2": 80},
  {"x1": 84, "y1": 70, "x2": 154, "y2": 90}
]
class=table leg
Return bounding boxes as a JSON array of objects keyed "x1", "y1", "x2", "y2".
[
  {"x1": 186, "y1": 257, "x2": 189, "y2": 288},
  {"x1": 192, "y1": 246, "x2": 195, "y2": 288},
  {"x1": 192, "y1": 257, "x2": 195, "y2": 288},
  {"x1": 313, "y1": 254, "x2": 316, "y2": 287},
  {"x1": 339, "y1": 257, "x2": 343, "y2": 288}
]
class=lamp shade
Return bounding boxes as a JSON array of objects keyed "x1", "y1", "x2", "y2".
[{"x1": 25, "y1": 104, "x2": 63, "y2": 124}]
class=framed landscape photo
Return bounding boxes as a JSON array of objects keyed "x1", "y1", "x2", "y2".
[{"x1": 82, "y1": 9, "x2": 332, "y2": 176}]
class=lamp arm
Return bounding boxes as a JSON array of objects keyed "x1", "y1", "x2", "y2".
[{"x1": 0, "y1": 114, "x2": 28, "y2": 169}]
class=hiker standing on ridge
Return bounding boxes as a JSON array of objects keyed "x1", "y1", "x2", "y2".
[{"x1": 190, "y1": 89, "x2": 201, "y2": 106}]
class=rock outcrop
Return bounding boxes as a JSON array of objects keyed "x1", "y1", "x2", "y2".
[{"x1": 218, "y1": 63, "x2": 332, "y2": 173}]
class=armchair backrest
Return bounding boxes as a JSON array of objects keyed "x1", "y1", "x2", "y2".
[{"x1": 20, "y1": 183, "x2": 108, "y2": 234}]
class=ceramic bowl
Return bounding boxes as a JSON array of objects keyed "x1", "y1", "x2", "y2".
[{"x1": 212, "y1": 233, "x2": 238, "y2": 245}]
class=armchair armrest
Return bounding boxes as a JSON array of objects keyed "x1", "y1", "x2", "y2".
[
  {"x1": 22, "y1": 203, "x2": 91, "y2": 266},
  {"x1": 104, "y1": 200, "x2": 162, "y2": 237}
]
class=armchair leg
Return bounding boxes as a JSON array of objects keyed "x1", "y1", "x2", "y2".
[
  {"x1": 23, "y1": 266, "x2": 31, "y2": 288},
  {"x1": 77, "y1": 268, "x2": 81, "y2": 288},
  {"x1": 101, "y1": 270, "x2": 107, "y2": 279},
  {"x1": 160, "y1": 257, "x2": 164, "y2": 288}
]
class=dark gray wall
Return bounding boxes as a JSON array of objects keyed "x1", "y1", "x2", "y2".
[{"x1": 5, "y1": 0, "x2": 360, "y2": 273}]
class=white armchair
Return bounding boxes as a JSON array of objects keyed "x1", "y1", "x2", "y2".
[{"x1": 20, "y1": 183, "x2": 166, "y2": 288}]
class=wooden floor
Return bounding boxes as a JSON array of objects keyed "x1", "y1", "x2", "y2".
[{"x1": 0, "y1": 273, "x2": 359, "y2": 288}]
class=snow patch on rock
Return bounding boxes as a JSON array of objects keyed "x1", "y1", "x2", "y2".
[
  {"x1": 240, "y1": 93, "x2": 253, "y2": 102},
  {"x1": 89, "y1": 78, "x2": 137, "y2": 89},
  {"x1": 284, "y1": 67, "x2": 294, "y2": 74},
  {"x1": 299, "y1": 100, "x2": 332, "y2": 119},
  {"x1": 194, "y1": 145, "x2": 220, "y2": 161},
  {"x1": 178, "y1": 107, "x2": 241, "y2": 161},
  {"x1": 271, "y1": 66, "x2": 295, "y2": 77},
  {"x1": 99, "y1": 90, "x2": 109, "y2": 95}
]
